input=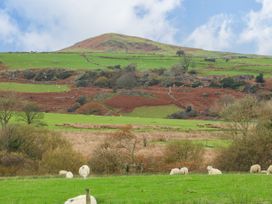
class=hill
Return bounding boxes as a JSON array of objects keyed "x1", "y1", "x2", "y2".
[{"x1": 61, "y1": 33, "x2": 202, "y2": 54}]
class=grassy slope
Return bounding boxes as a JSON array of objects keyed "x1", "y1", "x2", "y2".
[
  {"x1": 0, "y1": 52, "x2": 271, "y2": 77},
  {"x1": 124, "y1": 105, "x2": 182, "y2": 118},
  {"x1": 43, "y1": 113, "x2": 220, "y2": 131},
  {"x1": 0, "y1": 174, "x2": 271, "y2": 204},
  {"x1": 0, "y1": 82, "x2": 69, "y2": 93}
]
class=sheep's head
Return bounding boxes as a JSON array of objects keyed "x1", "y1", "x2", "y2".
[{"x1": 207, "y1": 166, "x2": 213, "y2": 171}]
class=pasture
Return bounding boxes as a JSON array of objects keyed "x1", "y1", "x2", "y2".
[
  {"x1": 0, "y1": 82, "x2": 69, "y2": 93},
  {"x1": 0, "y1": 174, "x2": 271, "y2": 204},
  {"x1": 0, "y1": 52, "x2": 272, "y2": 77},
  {"x1": 124, "y1": 105, "x2": 182, "y2": 118},
  {"x1": 42, "y1": 113, "x2": 221, "y2": 131}
]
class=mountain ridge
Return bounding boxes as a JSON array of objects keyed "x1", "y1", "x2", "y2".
[{"x1": 60, "y1": 33, "x2": 203, "y2": 54}]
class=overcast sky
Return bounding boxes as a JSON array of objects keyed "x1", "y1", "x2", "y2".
[{"x1": 0, "y1": 0, "x2": 271, "y2": 55}]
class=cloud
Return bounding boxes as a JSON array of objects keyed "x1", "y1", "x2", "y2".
[
  {"x1": 0, "y1": 9, "x2": 19, "y2": 44},
  {"x1": 185, "y1": 14, "x2": 234, "y2": 51},
  {"x1": 1, "y1": 0, "x2": 182, "y2": 51},
  {"x1": 240, "y1": 0, "x2": 272, "y2": 55}
]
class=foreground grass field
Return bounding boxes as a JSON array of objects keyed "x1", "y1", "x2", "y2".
[
  {"x1": 0, "y1": 82, "x2": 69, "y2": 93},
  {"x1": 0, "y1": 52, "x2": 272, "y2": 77},
  {"x1": 0, "y1": 174, "x2": 271, "y2": 204},
  {"x1": 43, "y1": 113, "x2": 221, "y2": 131}
]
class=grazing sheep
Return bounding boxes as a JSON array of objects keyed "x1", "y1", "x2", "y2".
[
  {"x1": 170, "y1": 168, "x2": 180, "y2": 175},
  {"x1": 261, "y1": 170, "x2": 267, "y2": 174},
  {"x1": 66, "y1": 171, "x2": 74, "y2": 179},
  {"x1": 207, "y1": 166, "x2": 222, "y2": 175},
  {"x1": 179, "y1": 167, "x2": 189, "y2": 175},
  {"x1": 267, "y1": 165, "x2": 272, "y2": 175},
  {"x1": 59, "y1": 170, "x2": 68, "y2": 176},
  {"x1": 170, "y1": 167, "x2": 189, "y2": 175},
  {"x1": 250, "y1": 164, "x2": 261, "y2": 173},
  {"x1": 64, "y1": 195, "x2": 97, "y2": 204},
  {"x1": 79, "y1": 165, "x2": 90, "y2": 179},
  {"x1": 64, "y1": 189, "x2": 97, "y2": 204}
]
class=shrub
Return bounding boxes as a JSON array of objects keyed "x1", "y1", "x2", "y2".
[
  {"x1": 192, "y1": 81, "x2": 203, "y2": 88},
  {"x1": 76, "y1": 79, "x2": 89, "y2": 87},
  {"x1": 220, "y1": 77, "x2": 245, "y2": 89},
  {"x1": 94, "y1": 76, "x2": 110, "y2": 88},
  {"x1": 89, "y1": 145, "x2": 125, "y2": 174},
  {"x1": 0, "y1": 151, "x2": 35, "y2": 176},
  {"x1": 40, "y1": 147, "x2": 85, "y2": 174},
  {"x1": 76, "y1": 102, "x2": 105, "y2": 115},
  {"x1": 67, "y1": 102, "x2": 81, "y2": 112},
  {"x1": 256, "y1": 73, "x2": 265, "y2": 83},
  {"x1": 164, "y1": 141, "x2": 204, "y2": 170},
  {"x1": 0, "y1": 125, "x2": 82, "y2": 175},
  {"x1": 23, "y1": 70, "x2": 36, "y2": 80},
  {"x1": 116, "y1": 73, "x2": 137, "y2": 89},
  {"x1": 76, "y1": 96, "x2": 87, "y2": 105},
  {"x1": 169, "y1": 106, "x2": 198, "y2": 119}
]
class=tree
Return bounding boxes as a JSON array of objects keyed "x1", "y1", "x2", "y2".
[
  {"x1": 180, "y1": 53, "x2": 192, "y2": 72},
  {"x1": 0, "y1": 96, "x2": 16, "y2": 128},
  {"x1": 176, "y1": 50, "x2": 185, "y2": 57},
  {"x1": 220, "y1": 96, "x2": 258, "y2": 139},
  {"x1": 18, "y1": 103, "x2": 44, "y2": 125},
  {"x1": 111, "y1": 125, "x2": 138, "y2": 165}
]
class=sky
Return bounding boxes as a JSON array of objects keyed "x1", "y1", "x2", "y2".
[{"x1": 0, "y1": 0, "x2": 271, "y2": 55}]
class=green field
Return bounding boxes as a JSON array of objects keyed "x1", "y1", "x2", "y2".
[
  {"x1": 0, "y1": 82, "x2": 69, "y2": 93},
  {"x1": 124, "y1": 105, "x2": 182, "y2": 118},
  {"x1": 42, "y1": 113, "x2": 221, "y2": 131},
  {"x1": 0, "y1": 52, "x2": 272, "y2": 77},
  {"x1": 0, "y1": 174, "x2": 271, "y2": 204}
]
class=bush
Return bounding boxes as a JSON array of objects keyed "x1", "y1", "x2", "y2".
[
  {"x1": 67, "y1": 102, "x2": 81, "y2": 112},
  {"x1": 40, "y1": 147, "x2": 85, "y2": 174},
  {"x1": 89, "y1": 145, "x2": 125, "y2": 174},
  {"x1": 116, "y1": 73, "x2": 137, "y2": 89},
  {"x1": 0, "y1": 151, "x2": 39, "y2": 176},
  {"x1": 220, "y1": 77, "x2": 245, "y2": 89},
  {"x1": 76, "y1": 102, "x2": 105, "y2": 115},
  {"x1": 76, "y1": 96, "x2": 87, "y2": 105},
  {"x1": 169, "y1": 106, "x2": 198, "y2": 119},
  {"x1": 0, "y1": 125, "x2": 83, "y2": 175},
  {"x1": 23, "y1": 70, "x2": 36, "y2": 80},
  {"x1": 256, "y1": 73, "x2": 265, "y2": 83},
  {"x1": 164, "y1": 141, "x2": 204, "y2": 170},
  {"x1": 94, "y1": 76, "x2": 110, "y2": 88}
]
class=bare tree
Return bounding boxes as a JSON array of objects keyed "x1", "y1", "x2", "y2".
[
  {"x1": 18, "y1": 102, "x2": 44, "y2": 125},
  {"x1": 0, "y1": 96, "x2": 16, "y2": 128},
  {"x1": 111, "y1": 125, "x2": 138, "y2": 165},
  {"x1": 221, "y1": 96, "x2": 258, "y2": 139}
]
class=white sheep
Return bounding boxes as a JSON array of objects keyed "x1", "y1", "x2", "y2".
[
  {"x1": 66, "y1": 171, "x2": 74, "y2": 179},
  {"x1": 64, "y1": 189, "x2": 97, "y2": 204},
  {"x1": 59, "y1": 170, "x2": 68, "y2": 176},
  {"x1": 250, "y1": 164, "x2": 261, "y2": 173},
  {"x1": 207, "y1": 166, "x2": 222, "y2": 175},
  {"x1": 266, "y1": 165, "x2": 272, "y2": 175},
  {"x1": 79, "y1": 165, "x2": 90, "y2": 179},
  {"x1": 170, "y1": 168, "x2": 180, "y2": 175},
  {"x1": 179, "y1": 167, "x2": 189, "y2": 175},
  {"x1": 64, "y1": 195, "x2": 97, "y2": 204},
  {"x1": 170, "y1": 167, "x2": 189, "y2": 175}
]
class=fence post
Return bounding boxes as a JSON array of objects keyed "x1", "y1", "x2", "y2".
[{"x1": 86, "y1": 188, "x2": 91, "y2": 204}]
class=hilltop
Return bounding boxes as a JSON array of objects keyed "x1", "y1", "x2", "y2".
[{"x1": 61, "y1": 33, "x2": 202, "y2": 54}]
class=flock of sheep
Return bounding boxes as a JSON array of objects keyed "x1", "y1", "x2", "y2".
[
  {"x1": 170, "y1": 164, "x2": 272, "y2": 175},
  {"x1": 169, "y1": 166, "x2": 222, "y2": 175},
  {"x1": 59, "y1": 165, "x2": 90, "y2": 179},
  {"x1": 60, "y1": 164, "x2": 272, "y2": 203}
]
